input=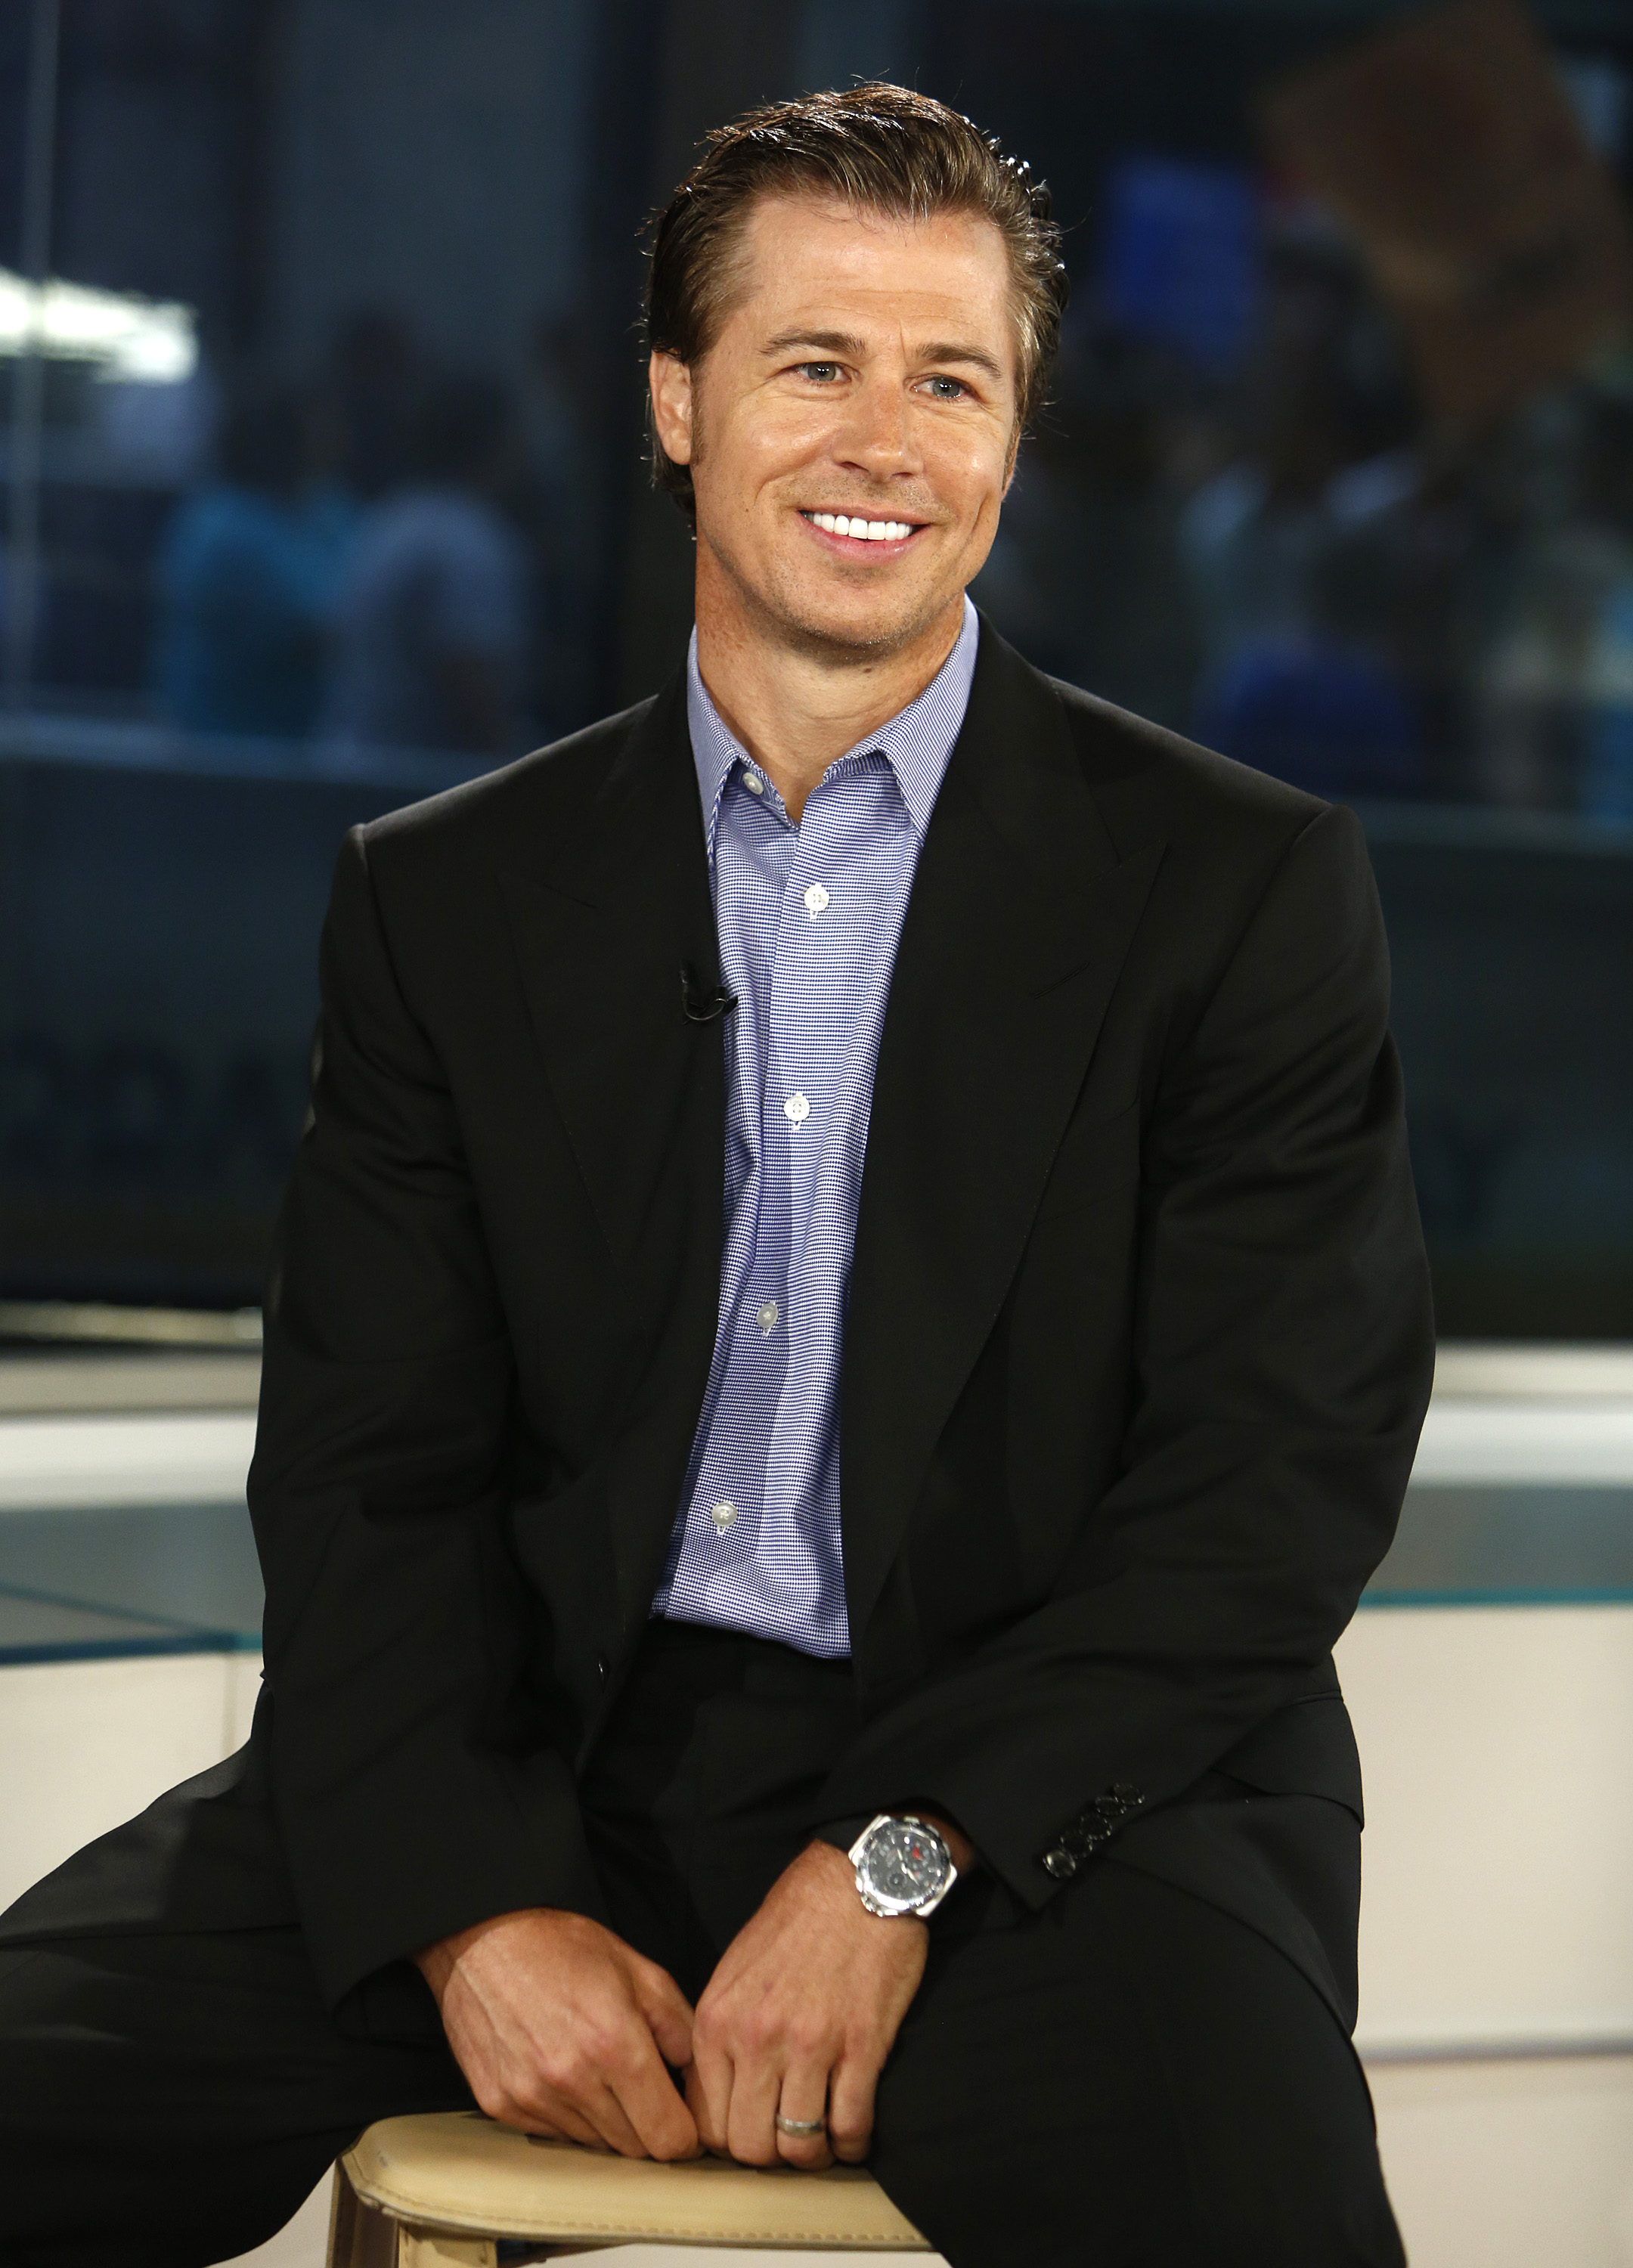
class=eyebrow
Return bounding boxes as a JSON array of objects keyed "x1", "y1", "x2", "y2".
[
  {"x1": 760, "y1": 328, "x2": 1006, "y2": 383},
  {"x1": 760, "y1": 329, "x2": 866, "y2": 361},
  {"x1": 915, "y1": 340, "x2": 1006, "y2": 383}
]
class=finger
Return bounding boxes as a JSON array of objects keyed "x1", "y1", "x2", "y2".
[
  {"x1": 582, "y1": 2077, "x2": 660, "y2": 2158},
  {"x1": 773, "y1": 2061, "x2": 834, "y2": 2171},
  {"x1": 504, "y1": 2037, "x2": 649, "y2": 2157},
  {"x1": 724, "y1": 2050, "x2": 782, "y2": 2168},
  {"x1": 607, "y1": 2024, "x2": 702, "y2": 2161},
  {"x1": 498, "y1": 2110, "x2": 578, "y2": 2146},
  {"x1": 826, "y1": 2055, "x2": 878, "y2": 2165},
  {"x1": 490, "y1": 2084, "x2": 606, "y2": 2151},
  {"x1": 630, "y1": 1954, "x2": 696, "y2": 2073},
  {"x1": 688, "y1": 2032, "x2": 734, "y2": 2156}
]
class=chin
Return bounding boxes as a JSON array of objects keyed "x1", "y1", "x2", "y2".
[{"x1": 771, "y1": 575, "x2": 948, "y2": 656}]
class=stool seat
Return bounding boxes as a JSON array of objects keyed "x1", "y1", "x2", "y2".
[{"x1": 328, "y1": 2111, "x2": 932, "y2": 2262}]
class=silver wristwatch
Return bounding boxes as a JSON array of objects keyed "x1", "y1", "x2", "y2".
[{"x1": 847, "y1": 1812, "x2": 959, "y2": 1919}]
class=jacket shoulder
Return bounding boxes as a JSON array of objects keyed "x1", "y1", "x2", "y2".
[
  {"x1": 1014, "y1": 655, "x2": 1379, "y2": 1011},
  {"x1": 356, "y1": 693, "x2": 664, "y2": 880},
  {"x1": 1044, "y1": 671, "x2": 1327, "y2": 860}
]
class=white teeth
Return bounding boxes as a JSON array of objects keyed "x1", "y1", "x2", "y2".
[{"x1": 805, "y1": 512, "x2": 916, "y2": 541}]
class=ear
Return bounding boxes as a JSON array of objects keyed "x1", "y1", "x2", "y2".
[{"x1": 649, "y1": 351, "x2": 695, "y2": 465}]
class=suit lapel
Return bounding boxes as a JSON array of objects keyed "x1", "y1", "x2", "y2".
[
  {"x1": 499, "y1": 674, "x2": 724, "y2": 1289},
  {"x1": 842, "y1": 626, "x2": 1164, "y2": 1656},
  {"x1": 500, "y1": 676, "x2": 726, "y2": 1629}
]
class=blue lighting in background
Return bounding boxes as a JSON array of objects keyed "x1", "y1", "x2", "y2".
[{"x1": 1098, "y1": 155, "x2": 1262, "y2": 376}]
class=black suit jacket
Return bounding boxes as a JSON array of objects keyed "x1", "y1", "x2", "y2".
[{"x1": 246, "y1": 616, "x2": 1434, "y2": 2027}]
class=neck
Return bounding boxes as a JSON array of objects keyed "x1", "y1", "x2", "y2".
[{"x1": 693, "y1": 554, "x2": 966, "y2": 823}]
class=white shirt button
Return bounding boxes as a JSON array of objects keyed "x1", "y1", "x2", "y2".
[
  {"x1": 742, "y1": 771, "x2": 764, "y2": 796},
  {"x1": 803, "y1": 882, "x2": 830, "y2": 918},
  {"x1": 711, "y1": 1501, "x2": 737, "y2": 1534},
  {"x1": 783, "y1": 1092, "x2": 810, "y2": 1129},
  {"x1": 757, "y1": 1300, "x2": 779, "y2": 1335}
]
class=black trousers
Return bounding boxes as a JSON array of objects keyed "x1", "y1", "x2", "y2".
[{"x1": 0, "y1": 1623, "x2": 1404, "y2": 2268}]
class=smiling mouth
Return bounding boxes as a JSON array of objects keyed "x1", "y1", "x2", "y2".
[{"x1": 799, "y1": 510, "x2": 925, "y2": 544}]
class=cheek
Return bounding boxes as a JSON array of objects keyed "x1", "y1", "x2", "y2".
[
  {"x1": 922, "y1": 426, "x2": 1009, "y2": 516},
  {"x1": 726, "y1": 401, "x2": 834, "y2": 488}
]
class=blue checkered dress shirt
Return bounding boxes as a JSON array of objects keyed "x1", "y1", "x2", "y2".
[{"x1": 652, "y1": 598, "x2": 981, "y2": 1658}]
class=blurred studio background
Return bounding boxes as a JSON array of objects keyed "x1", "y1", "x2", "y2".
[
  {"x1": 2, "y1": 0, "x2": 1632, "y2": 1334},
  {"x1": 2, "y1": 4, "x2": 1633, "y2": 2264}
]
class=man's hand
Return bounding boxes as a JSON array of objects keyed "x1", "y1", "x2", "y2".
[
  {"x1": 414, "y1": 1909, "x2": 700, "y2": 2160},
  {"x1": 686, "y1": 1839, "x2": 931, "y2": 2170}
]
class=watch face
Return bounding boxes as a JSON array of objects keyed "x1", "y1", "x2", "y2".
[{"x1": 859, "y1": 1817, "x2": 951, "y2": 1913}]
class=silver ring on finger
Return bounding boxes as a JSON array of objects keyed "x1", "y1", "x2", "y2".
[{"x1": 774, "y1": 2112, "x2": 827, "y2": 2137}]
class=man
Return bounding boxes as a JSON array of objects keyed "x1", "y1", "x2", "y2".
[
  {"x1": 324, "y1": 377, "x2": 531, "y2": 758},
  {"x1": 0, "y1": 85, "x2": 1433, "y2": 2268}
]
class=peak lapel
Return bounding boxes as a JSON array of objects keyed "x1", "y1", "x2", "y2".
[
  {"x1": 842, "y1": 627, "x2": 1164, "y2": 1657},
  {"x1": 500, "y1": 676, "x2": 726, "y2": 1628},
  {"x1": 500, "y1": 674, "x2": 724, "y2": 1294}
]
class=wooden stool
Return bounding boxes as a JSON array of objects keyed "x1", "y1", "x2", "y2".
[{"x1": 327, "y1": 2112, "x2": 932, "y2": 2263}]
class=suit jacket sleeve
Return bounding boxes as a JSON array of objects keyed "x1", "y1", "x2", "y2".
[
  {"x1": 809, "y1": 801, "x2": 1435, "y2": 1907},
  {"x1": 248, "y1": 826, "x2": 606, "y2": 2010}
]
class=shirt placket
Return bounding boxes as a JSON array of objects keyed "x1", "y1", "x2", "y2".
[
  {"x1": 759, "y1": 776, "x2": 860, "y2": 1552},
  {"x1": 680, "y1": 764, "x2": 810, "y2": 1580}
]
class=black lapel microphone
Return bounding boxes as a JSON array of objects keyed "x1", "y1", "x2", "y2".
[{"x1": 680, "y1": 963, "x2": 738, "y2": 1024}]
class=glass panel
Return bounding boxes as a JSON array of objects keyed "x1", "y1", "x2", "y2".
[{"x1": 1, "y1": 0, "x2": 1629, "y2": 1337}]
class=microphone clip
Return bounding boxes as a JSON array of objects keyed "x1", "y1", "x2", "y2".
[{"x1": 680, "y1": 963, "x2": 738, "y2": 1024}]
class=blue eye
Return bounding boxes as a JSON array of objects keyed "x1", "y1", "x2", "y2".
[
  {"x1": 926, "y1": 376, "x2": 967, "y2": 400},
  {"x1": 796, "y1": 362, "x2": 842, "y2": 383}
]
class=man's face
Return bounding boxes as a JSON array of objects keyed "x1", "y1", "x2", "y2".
[{"x1": 650, "y1": 194, "x2": 1021, "y2": 657}]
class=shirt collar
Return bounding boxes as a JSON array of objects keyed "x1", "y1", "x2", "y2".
[{"x1": 686, "y1": 595, "x2": 980, "y2": 858}]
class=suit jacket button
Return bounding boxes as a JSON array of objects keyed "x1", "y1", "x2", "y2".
[{"x1": 596, "y1": 1653, "x2": 610, "y2": 1682}]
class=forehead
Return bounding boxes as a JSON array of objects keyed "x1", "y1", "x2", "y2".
[{"x1": 720, "y1": 193, "x2": 1018, "y2": 358}]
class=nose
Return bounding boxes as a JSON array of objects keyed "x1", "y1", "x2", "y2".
[{"x1": 832, "y1": 373, "x2": 922, "y2": 484}]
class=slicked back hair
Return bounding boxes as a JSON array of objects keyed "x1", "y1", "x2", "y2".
[{"x1": 645, "y1": 82, "x2": 1069, "y2": 526}]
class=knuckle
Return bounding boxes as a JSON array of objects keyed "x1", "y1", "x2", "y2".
[
  {"x1": 542, "y1": 2047, "x2": 590, "y2": 2098},
  {"x1": 578, "y1": 2015, "x2": 621, "y2": 2065},
  {"x1": 740, "y1": 2005, "x2": 782, "y2": 2054},
  {"x1": 637, "y1": 1954, "x2": 678, "y2": 2000}
]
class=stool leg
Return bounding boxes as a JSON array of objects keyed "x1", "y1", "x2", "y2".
[
  {"x1": 325, "y1": 2162, "x2": 360, "y2": 2268},
  {"x1": 396, "y1": 2230, "x2": 497, "y2": 2267},
  {"x1": 325, "y1": 2166, "x2": 348, "y2": 2268},
  {"x1": 325, "y1": 2159, "x2": 397, "y2": 2268}
]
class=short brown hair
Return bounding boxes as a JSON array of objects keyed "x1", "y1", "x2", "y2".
[{"x1": 645, "y1": 82, "x2": 1069, "y2": 525}]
